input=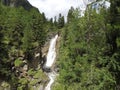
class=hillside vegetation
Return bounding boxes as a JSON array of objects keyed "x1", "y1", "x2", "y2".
[
  {"x1": 53, "y1": 0, "x2": 120, "y2": 90},
  {"x1": 0, "y1": 0, "x2": 120, "y2": 90}
]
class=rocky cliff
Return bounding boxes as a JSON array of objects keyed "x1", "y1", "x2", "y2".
[{"x1": 1, "y1": 0, "x2": 34, "y2": 10}]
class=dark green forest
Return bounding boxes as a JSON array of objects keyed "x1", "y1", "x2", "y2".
[
  {"x1": 0, "y1": 0, "x2": 120, "y2": 90},
  {"x1": 0, "y1": 0, "x2": 59, "y2": 89},
  {"x1": 53, "y1": 0, "x2": 120, "y2": 90}
]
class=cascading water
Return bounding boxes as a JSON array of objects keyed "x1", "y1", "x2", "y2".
[
  {"x1": 45, "y1": 35, "x2": 58, "y2": 67},
  {"x1": 44, "y1": 34, "x2": 58, "y2": 90},
  {"x1": 45, "y1": 72, "x2": 56, "y2": 90}
]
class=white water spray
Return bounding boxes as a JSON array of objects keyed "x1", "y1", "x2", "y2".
[
  {"x1": 44, "y1": 34, "x2": 58, "y2": 90},
  {"x1": 45, "y1": 35, "x2": 58, "y2": 67},
  {"x1": 45, "y1": 72, "x2": 56, "y2": 90}
]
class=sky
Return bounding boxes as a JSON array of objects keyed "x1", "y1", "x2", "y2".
[
  {"x1": 27, "y1": 0, "x2": 110, "y2": 21},
  {"x1": 27, "y1": 0, "x2": 87, "y2": 20}
]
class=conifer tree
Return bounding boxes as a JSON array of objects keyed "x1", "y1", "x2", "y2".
[
  {"x1": 67, "y1": 7, "x2": 74, "y2": 23},
  {"x1": 57, "y1": 13, "x2": 65, "y2": 29}
]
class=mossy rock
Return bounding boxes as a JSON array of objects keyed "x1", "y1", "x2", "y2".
[
  {"x1": 14, "y1": 59, "x2": 23, "y2": 67},
  {"x1": 28, "y1": 69, "x2": 47, "y2": 79},
  {"x1": 34, "y1": 70, "x2": 46, "y2": 79}
]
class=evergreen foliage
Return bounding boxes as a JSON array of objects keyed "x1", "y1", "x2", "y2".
[
  {"x1": 0, "y1": 1, "x2": 54, "y2": 89},
  {"x1": 53, "y1": 1, "x2": 120, "y2": 90},
  {"x1": 0, "y1": 0, "x2": 120, "y2": 90}
]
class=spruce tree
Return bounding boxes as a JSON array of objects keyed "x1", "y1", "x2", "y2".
[{"x1": 57, "y1": 13, "x2": 65, "y2": 29}]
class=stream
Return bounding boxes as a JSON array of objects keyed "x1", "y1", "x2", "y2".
[{"x1": 44, "y1": 34, "x2": 58, "y2": 90}]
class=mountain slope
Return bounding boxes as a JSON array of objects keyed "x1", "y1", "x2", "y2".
[{"x1": 1, "y1": 0, "x2": 33, "y2": 10}]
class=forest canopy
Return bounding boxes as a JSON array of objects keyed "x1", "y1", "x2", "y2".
[{"x1": 0, "y1": 0, "x2": 120, "y2": 90}]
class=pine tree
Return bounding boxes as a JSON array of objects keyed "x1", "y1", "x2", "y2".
[
  {"x1": 107, "y1": 0, "x2": 120, "y2": 89},
  {"x1": 67, "y1": 7, "x2": 74, "y2": 23},
  {"x1": 57, "y1": 13, "x2": 65, "y2": 29}
]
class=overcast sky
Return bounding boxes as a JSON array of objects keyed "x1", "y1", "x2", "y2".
[{"x1": 27, "y1": 0, "x2": 87, "y2": 20}]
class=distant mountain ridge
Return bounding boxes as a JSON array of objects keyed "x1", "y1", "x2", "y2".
[{"x1": 1, "y1": 0, "x2": 34, "y2": 10}]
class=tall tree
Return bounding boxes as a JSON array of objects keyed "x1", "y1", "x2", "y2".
[
  {"x1": 57, "y1": 13, "x2": 65, "y2": 29},
  {"x1": 67, "y1": 7, "x2": 74, "y2": 23}
]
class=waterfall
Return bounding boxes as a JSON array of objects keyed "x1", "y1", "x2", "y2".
[
  {"x1": 45, "y1": 72, "x2": 56, "y2": 90},
  {"x1": 44, "y1": 34, "x2": 58, "y2": 90}
]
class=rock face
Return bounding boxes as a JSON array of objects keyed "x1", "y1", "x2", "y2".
[{"x1": 1, "y1": 0, "x2": 33, "y2": 10}]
